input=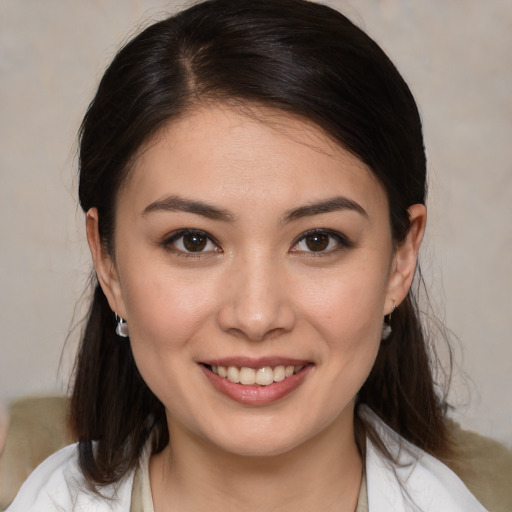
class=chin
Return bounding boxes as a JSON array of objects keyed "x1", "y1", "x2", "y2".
[
  {"x1": 213, "y1": 435, "x2": 304, "y2": 458},
  {"x1": 195, "y1": 415, "x2": 324, "y2": 459}
]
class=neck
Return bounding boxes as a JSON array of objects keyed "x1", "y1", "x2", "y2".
[{"x1": 150, "y1": 411, "x2": 363, "y2": 512}]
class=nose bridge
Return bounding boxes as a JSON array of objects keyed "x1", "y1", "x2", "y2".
[{"x1": 218, "y1": 246, "x2": 295, "y2": 340}]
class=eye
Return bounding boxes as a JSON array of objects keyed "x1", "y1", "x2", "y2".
[
  {"x1": 290, "y1": 229, "x2": 350, "y2": 254},
  {"x1": 164, "y1": 229, "x2": 220, "y2": 254}
]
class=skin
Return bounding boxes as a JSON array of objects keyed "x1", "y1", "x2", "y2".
[{"x1": 87, "y1": 105, "x2": 426, "y2": 511}]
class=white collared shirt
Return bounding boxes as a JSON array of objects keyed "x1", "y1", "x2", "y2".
[{"x1": 7, "y1": 407, "x2": 488, "y2": 511}]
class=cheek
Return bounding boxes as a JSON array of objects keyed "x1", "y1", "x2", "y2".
[
  {"x1": 299, "y1": 263, "x2": 388, "y2": 342},
  {"x1": 119, "y1": 265, "x2": 218, "y2": 351},
  {"x1": 308, "y1": 276, "x2": 384, "y2": 400},
  {"x1": 297, "y1": 261, "x2": 388, "y2": 398},
  {"x1": 120, "y1": 269, "x2": 219, "y2": 409}
]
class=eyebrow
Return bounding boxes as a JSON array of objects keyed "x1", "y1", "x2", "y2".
[
  {"x1": 282, "y1": 196, "x2": 368, "y2": 223},
  {"x1": 141, "y1": 195, "x2": 235, "y2": 222},
  {"x1": 141, "y1": 194, "x2": 368, "y2": 223}
]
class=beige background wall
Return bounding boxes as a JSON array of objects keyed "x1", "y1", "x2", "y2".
[{"x1": 0, "y1": 0, "x2": 510, "y2": 445}]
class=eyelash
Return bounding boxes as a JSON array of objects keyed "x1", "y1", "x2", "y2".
[
  {"x1": 162, "y1": 228, "x2": 352, "y2": 257},
  {"x1": 162, "y1": 229, "x2": 221, "y2": 257},
  {"x1": 290, "y1": 229, "x2": 353, "y2": 256}
]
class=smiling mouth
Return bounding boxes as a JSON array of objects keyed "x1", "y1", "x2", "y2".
[{"x1": 203, "y1": 364, "x2": 307, "y2": 386}]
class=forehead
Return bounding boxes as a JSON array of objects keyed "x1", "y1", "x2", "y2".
[{"x1": 119, "y1": 105, "x2": 387, "y2": 217}]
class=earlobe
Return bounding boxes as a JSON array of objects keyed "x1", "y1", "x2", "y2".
[
  {"x1": 85, "y1": 208, "x2": 127, "y2": 318},
  {"x1": 385, "y1": 204, "x2": 427, "y2": 314}
]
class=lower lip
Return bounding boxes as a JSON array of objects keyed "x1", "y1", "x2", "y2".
[{"x1": 200, "y1": 364, "x2": 313, "y2": 405}]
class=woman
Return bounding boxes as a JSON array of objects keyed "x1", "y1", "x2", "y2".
[{"x1": 7, "y1": 0, "x2": 490, "y2": 510}]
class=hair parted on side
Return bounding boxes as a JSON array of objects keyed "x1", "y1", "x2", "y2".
[{"x1": 72, "y1": 0, "x2": 452, "y2": 487}]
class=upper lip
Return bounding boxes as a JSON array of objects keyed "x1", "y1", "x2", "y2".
[{"x1": 200, "y1": 357, "x2": 311, "y2": 368}]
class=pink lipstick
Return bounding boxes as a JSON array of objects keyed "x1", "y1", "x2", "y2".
[{"x1": 199, "y1": 360, "x2": 313, "y2": 405}]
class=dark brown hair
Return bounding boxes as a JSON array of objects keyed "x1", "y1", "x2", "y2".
[{"x1": 72, "y1": 0, "x2": 451, "y2": 486}]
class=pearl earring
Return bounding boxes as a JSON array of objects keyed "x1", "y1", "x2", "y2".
[
  {"x1": 381, "y1": 302, "x2": 396, "y2": 341},
  {"x1": 115, "y1": 313, "x2": 129, "y2": 338}
]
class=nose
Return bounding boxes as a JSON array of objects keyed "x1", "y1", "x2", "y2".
[{"x1": 217, "y1": 253, "x2": 296, "y2": 341}]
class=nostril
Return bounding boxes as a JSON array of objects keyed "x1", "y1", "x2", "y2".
[
  {"x1": 217, "y1": 287, "x2": 297, "y2": 341},
  {"x1": 262, "y1": 327, "x2": 288, "y2": 341},
  {"x1": 224, "y1": 326, "x2": 287, "y2": 342}
]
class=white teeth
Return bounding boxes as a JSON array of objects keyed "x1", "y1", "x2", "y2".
[
  {"x1": 273, "y1": 365, "x2": 285, "y2": 382},
  {"x1": 256, "y1": 366, "x2": 274, "y2": 386},
  {"x1": 239, "y1": 367, "x2": 256, "y2": 385},
  {"x1": 210, "y1": 363, "x2": 306, "y2": 386},
  {"x1": 227, "y1": 366, "x2": 240, "y2": 383}
]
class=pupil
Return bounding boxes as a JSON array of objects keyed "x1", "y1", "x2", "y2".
[
  {"x1": 306, "y1": 233, "x2": 328, "y2": 251},
  {"x1": 184, "y1": 234, "x2": 207, "y2": 252}
]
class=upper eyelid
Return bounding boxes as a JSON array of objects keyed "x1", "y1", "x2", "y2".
[
  {"x1": 291, "y1": 228, "x2": 350, "y2": 247},
  {"x1": 161, "y1": 227, "x2": 351, "y2": 252},
  {"x1": 164, "y1": 228, "x2": 221, "y2": 250},
  {"x1": 166, "y1": 228, "x2": 217, "y2": 242}
]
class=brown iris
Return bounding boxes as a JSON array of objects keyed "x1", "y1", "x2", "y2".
[
  {"x1": 304, "y1": 233, "x2": 329, "y2": 251},
  {"x1": 183, "y1": 233, "x2": 208, "y2": 252}
]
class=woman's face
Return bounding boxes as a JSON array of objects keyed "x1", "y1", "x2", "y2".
[{"x1": 90, "y1": 105, "x2": 422, "y2": 457}]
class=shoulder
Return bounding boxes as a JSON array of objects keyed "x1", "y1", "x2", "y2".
[
  {"x1": 0, "y1": 395, "x2": 71, "y2": 508},
  {"x1": 6, "y1": 443, "x2": 134, "y2": 512},
  {"x1": 359, "y1": 406, "x2": 490, "y2": 512},
  {"x1": 444, "y1": 420, "x2": 512, "y2": 512}
]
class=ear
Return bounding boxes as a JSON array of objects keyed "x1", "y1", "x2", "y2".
[
  {"x1": 384, "y1": 204, "x2": 426, "y2": 314},
  {"x1": 86, "y1": 208, "x2": 127, "y2": 319}
]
